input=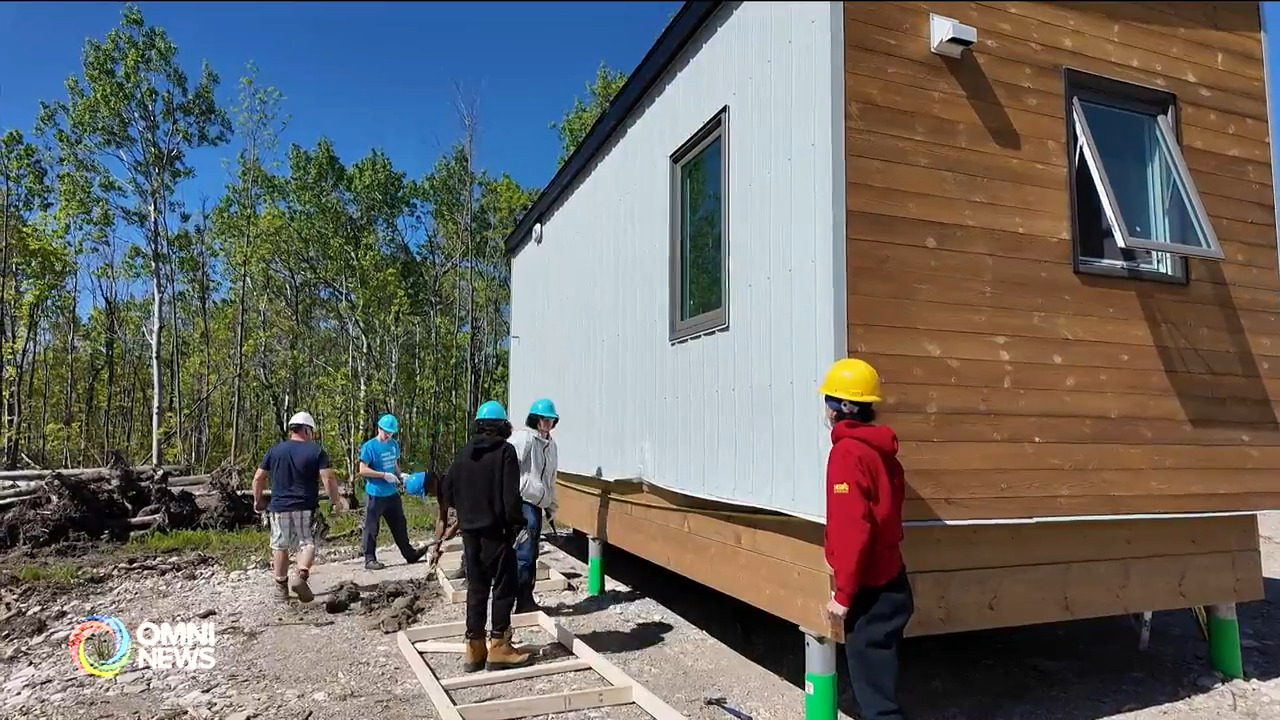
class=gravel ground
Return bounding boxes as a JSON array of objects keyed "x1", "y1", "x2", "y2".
[
  {"x1": 1, "y1": 516, "x2": 1278, "y2": 720},
  {"x1": 557, "y1": 515, "x2": 1280, "y2": 720}
]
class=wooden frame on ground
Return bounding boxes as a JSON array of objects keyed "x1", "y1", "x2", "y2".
[
  {"x1": 396, "y1": 611, "x2": 686, "y2": 720},
  {"x1": 435, "y1": 560, "x2": 568, "y2": 604},
  {"x1": 433, "y1": 537, "x2": 569, "y2": 604}
]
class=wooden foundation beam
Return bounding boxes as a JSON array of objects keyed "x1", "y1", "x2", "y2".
[{"x1": 551, "y1": 475, "x2": 1264, "y2": 639}]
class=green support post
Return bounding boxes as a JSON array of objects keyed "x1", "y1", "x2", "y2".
[
  {"x1": 804, "y1": 630, "x2": 837, "y2": 720},
  {"x1": 1207, "y1": 603, "x2": 1244, "y2": 679},
  {"x1": 587, "y1": 537, "x2": 605, "y2": 596}
]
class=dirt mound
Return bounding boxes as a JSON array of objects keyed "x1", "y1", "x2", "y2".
[
  {"x1": 0, "y1": 464, "x2": 261, "y2": 551},
  {"x1": 322, "y1": 578, "x2": 437, "y2": 633}
]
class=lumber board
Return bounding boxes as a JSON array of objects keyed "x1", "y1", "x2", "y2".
[
  {"x1": 413, "y1": 641, "x2": 540, "y2": 655},
  {"x1": 401, "y1": 612, "x2": 543, "y2": 643},
  {"x1": 396, "y1": 632, "x2": 462, "y2": 720},
  {"x1": 455, "y1": 686, "x2": 633, "y2": 720},
  {"x1": 439, "y1": 658, "x2": 592, "y2": 690},
  {"x1": 436, "y1": 561, "x2": 567, "y2": 605},
  {"x1": 438, "y1": 553, "x2": 551, "y2": 580}
]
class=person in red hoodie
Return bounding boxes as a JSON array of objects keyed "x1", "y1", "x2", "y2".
[{"x1": 819, "y1": 357, "x2": 914, "y2": 720}]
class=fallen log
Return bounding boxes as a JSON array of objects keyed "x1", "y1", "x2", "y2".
[
  {"x1": 0, "y1": 486, "x2": 37, "y2": 501},
  {"x1": 168, "y1": 475, "x2": 213, "y2": 488},
  {"x1": 0, "y1": 473, "x2": 212, "y2": 502},
  {"x1": 127, "y1": 513, "x2": 163, "y2": 528},
  {"x1": 0, "y1": 465, "x2": 187, "y2": 482},
  {"x1": 0, "y1": 482, "x2": 351, "y2": 511}
]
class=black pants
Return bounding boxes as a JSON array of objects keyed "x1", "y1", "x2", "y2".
[
  {"x1": 362, "y1": 494, "x2": 417, "y2": 562},
  {"x1": 844, "y1": 569, "x2": 914, "y2": 720},
  {"x1": 462, "y1": 527, "x2": 518, "y2": 640}
]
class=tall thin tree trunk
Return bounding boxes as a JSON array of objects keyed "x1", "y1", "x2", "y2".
[
  {"x1": 102, "y1": 294, "x2": 117, "y2": 458},
  {"x1": 200, "y1": 236, "x2": 213, "y2": 467},
  {"x1": 39, "y1": 343, "x2": 50, "y2": 462},
  {"x1": 149, "y1": 258, "x2": 164, "y2": 466},
  {"x1": 170, "y1": 266, "x2": 183, "y2": 463},
  {"x1": 63, "y1": 272, "x2": 78, "y2": 466},
  {"x1": 0, "y1": 185, "x2": 10, "y2": 469},
  {"x1": 230, "y1": 268, "x2": 247, "y2": 462}
]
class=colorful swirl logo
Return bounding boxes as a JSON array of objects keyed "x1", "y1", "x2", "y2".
[{"x1": 67, "y1": 615, "x2": 133, "y2": 678}]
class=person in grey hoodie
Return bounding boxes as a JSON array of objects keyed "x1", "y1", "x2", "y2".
[{"x1": 508, "y1": 398, "x2": 560, "y2": 613}]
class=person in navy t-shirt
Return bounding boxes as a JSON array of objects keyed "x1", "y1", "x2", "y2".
[
  {"x1": 252, "y1": 411, "x2": 347, "y2": 602},
  {"x1": 358, "y1": 413, "x2": 426, "y2": 570}
]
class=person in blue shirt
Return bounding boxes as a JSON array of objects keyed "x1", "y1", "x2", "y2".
[
  {"x1": 252, "y1": 411, "x2": 347, "y2": 603},
  {"x1": 358, "y1": 413, "x2": 426, "y2": 571}
]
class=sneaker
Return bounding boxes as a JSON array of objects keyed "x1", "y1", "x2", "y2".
[
  {"x1": 290, "y1": 571, "x2": 315, "y2": 603},
  {"x1": 405, "y1": 547, "x2": 426, "y2": 565},
  {"x1": 274, "y1": 578, "x2": 290, "y2": 602},
  {"x1": 365, "y1": 560, "x2": 386, "y2": 571}
]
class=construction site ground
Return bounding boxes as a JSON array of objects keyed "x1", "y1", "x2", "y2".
[{"x1": 1, "y1": 515, "x2": 1278, "y2": 720}]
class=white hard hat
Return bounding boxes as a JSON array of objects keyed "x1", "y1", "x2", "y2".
[{"x1": 286, "y1": 411, "x2": 316, "y2": 430}]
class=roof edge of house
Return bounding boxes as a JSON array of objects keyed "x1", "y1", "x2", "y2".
[{"x1": 504, "y1": 0, "x2": 726, "y2": 256}]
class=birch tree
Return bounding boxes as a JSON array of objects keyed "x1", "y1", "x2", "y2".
[{"x1": 37, "y1": 3, "x2": 230, "y2": 465}]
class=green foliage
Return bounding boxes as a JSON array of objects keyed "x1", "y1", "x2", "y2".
[
  {"x1": 0, "y1": 4, "x2": 597, "y2": 476},
  {"x1": 550, "y1": 62, "x2": 628, "y2": 166},
  {"x1": 126, "y1": 527, "x2": 266, "y2": 569},
  {"x1": 12, "y1": 562, "x2": 80, "y2": 583},
  {"x1": 36, "y1": 2, "x2": 231, "y2": 465}
]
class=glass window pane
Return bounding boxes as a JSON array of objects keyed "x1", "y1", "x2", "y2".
[
  {"x1": 679, "y1": 137, "x2": 724, "y2": 321},
  {"x1": 1072, "y1": 140, "x2": 1173, "y2": 274},
  {"x1": 1078, "y1": 100, "x2": 1214, "y2": 252}
]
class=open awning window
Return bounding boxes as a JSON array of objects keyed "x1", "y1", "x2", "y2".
[{"x1": 1070, "y1": 96, "x2": 1225, "y2": 261}]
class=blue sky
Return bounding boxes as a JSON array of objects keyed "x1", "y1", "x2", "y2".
[
  {"x1": 0, "y1": 1, "x2": 682, "y2": 205},
  {"x1": 2, "y1": 2, "x2": 1279, "y2": 223}
]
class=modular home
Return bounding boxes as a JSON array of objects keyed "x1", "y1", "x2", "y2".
[{"x1": 505, "y1": 0, "x2": 1276, "y2": 704}]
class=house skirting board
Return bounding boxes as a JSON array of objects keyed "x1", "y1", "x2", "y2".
[{"x1": 553, "y1": 473, "x2": 1264, "y2": 638}]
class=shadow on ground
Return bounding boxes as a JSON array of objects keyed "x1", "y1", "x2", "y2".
[{"x1": 548, "y1": 532, "x2": 1280, "y2": 720}]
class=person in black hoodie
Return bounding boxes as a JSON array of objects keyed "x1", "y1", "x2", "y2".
[{"x1": 441, "y1": 400, "x2": 533, "y2": 672}]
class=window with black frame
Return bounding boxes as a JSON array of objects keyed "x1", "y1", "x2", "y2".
[{"x1": 1064, "y1": 67, "x2": 1225, "y2": 285}]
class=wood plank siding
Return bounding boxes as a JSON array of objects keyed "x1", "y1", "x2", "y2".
[
  {"x1": 844, "y1": 1, "x2": 1280, "y2": 520},
  {"x1": 555, "y1": 473, "x2": 1264, "y2": 637}
]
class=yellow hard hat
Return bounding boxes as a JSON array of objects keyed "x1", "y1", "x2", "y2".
[{"x1": 818, "y1": 358, "x2": 882, "y2": 403}]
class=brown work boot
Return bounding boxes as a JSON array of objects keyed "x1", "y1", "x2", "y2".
[
  {"x1": 290, "y1": 569, "x2": 315, "y2": 603},
  {"x1": 486, "y1": 629, "x2": 534, "y2": 671},
  {"x1": 463, "y1": 637, "x2": 488, "y2": 673}
]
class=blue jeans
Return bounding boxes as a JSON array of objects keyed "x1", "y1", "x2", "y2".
[
  {"x1": 515, "y1": 502, "x2": 543, "y2": 590},
  {"x1": 363, "y1": 494, "x2": 417, "y2": 562}
]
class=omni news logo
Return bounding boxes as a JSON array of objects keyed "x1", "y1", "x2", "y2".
[{"x1": 68, "y1": 614, "x2": 217, "y2": 676}]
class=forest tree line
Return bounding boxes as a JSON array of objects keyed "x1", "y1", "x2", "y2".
[{"x1": 0, "y1": 4, "x2": 630, "y2": 478}]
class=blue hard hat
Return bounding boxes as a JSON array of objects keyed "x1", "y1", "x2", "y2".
[
  {"x1": 529, "y1": 398, "x2": 559, "y2": 420},
  {"x1": 377, "y1": 414, "x2": 400, "y2": 434},
  {"x1": 405, "y1": 471, "x2": 428, "y2": 497},
  {"x1": 475, "y1": 400, "x2": 507, "y2": 421}
]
